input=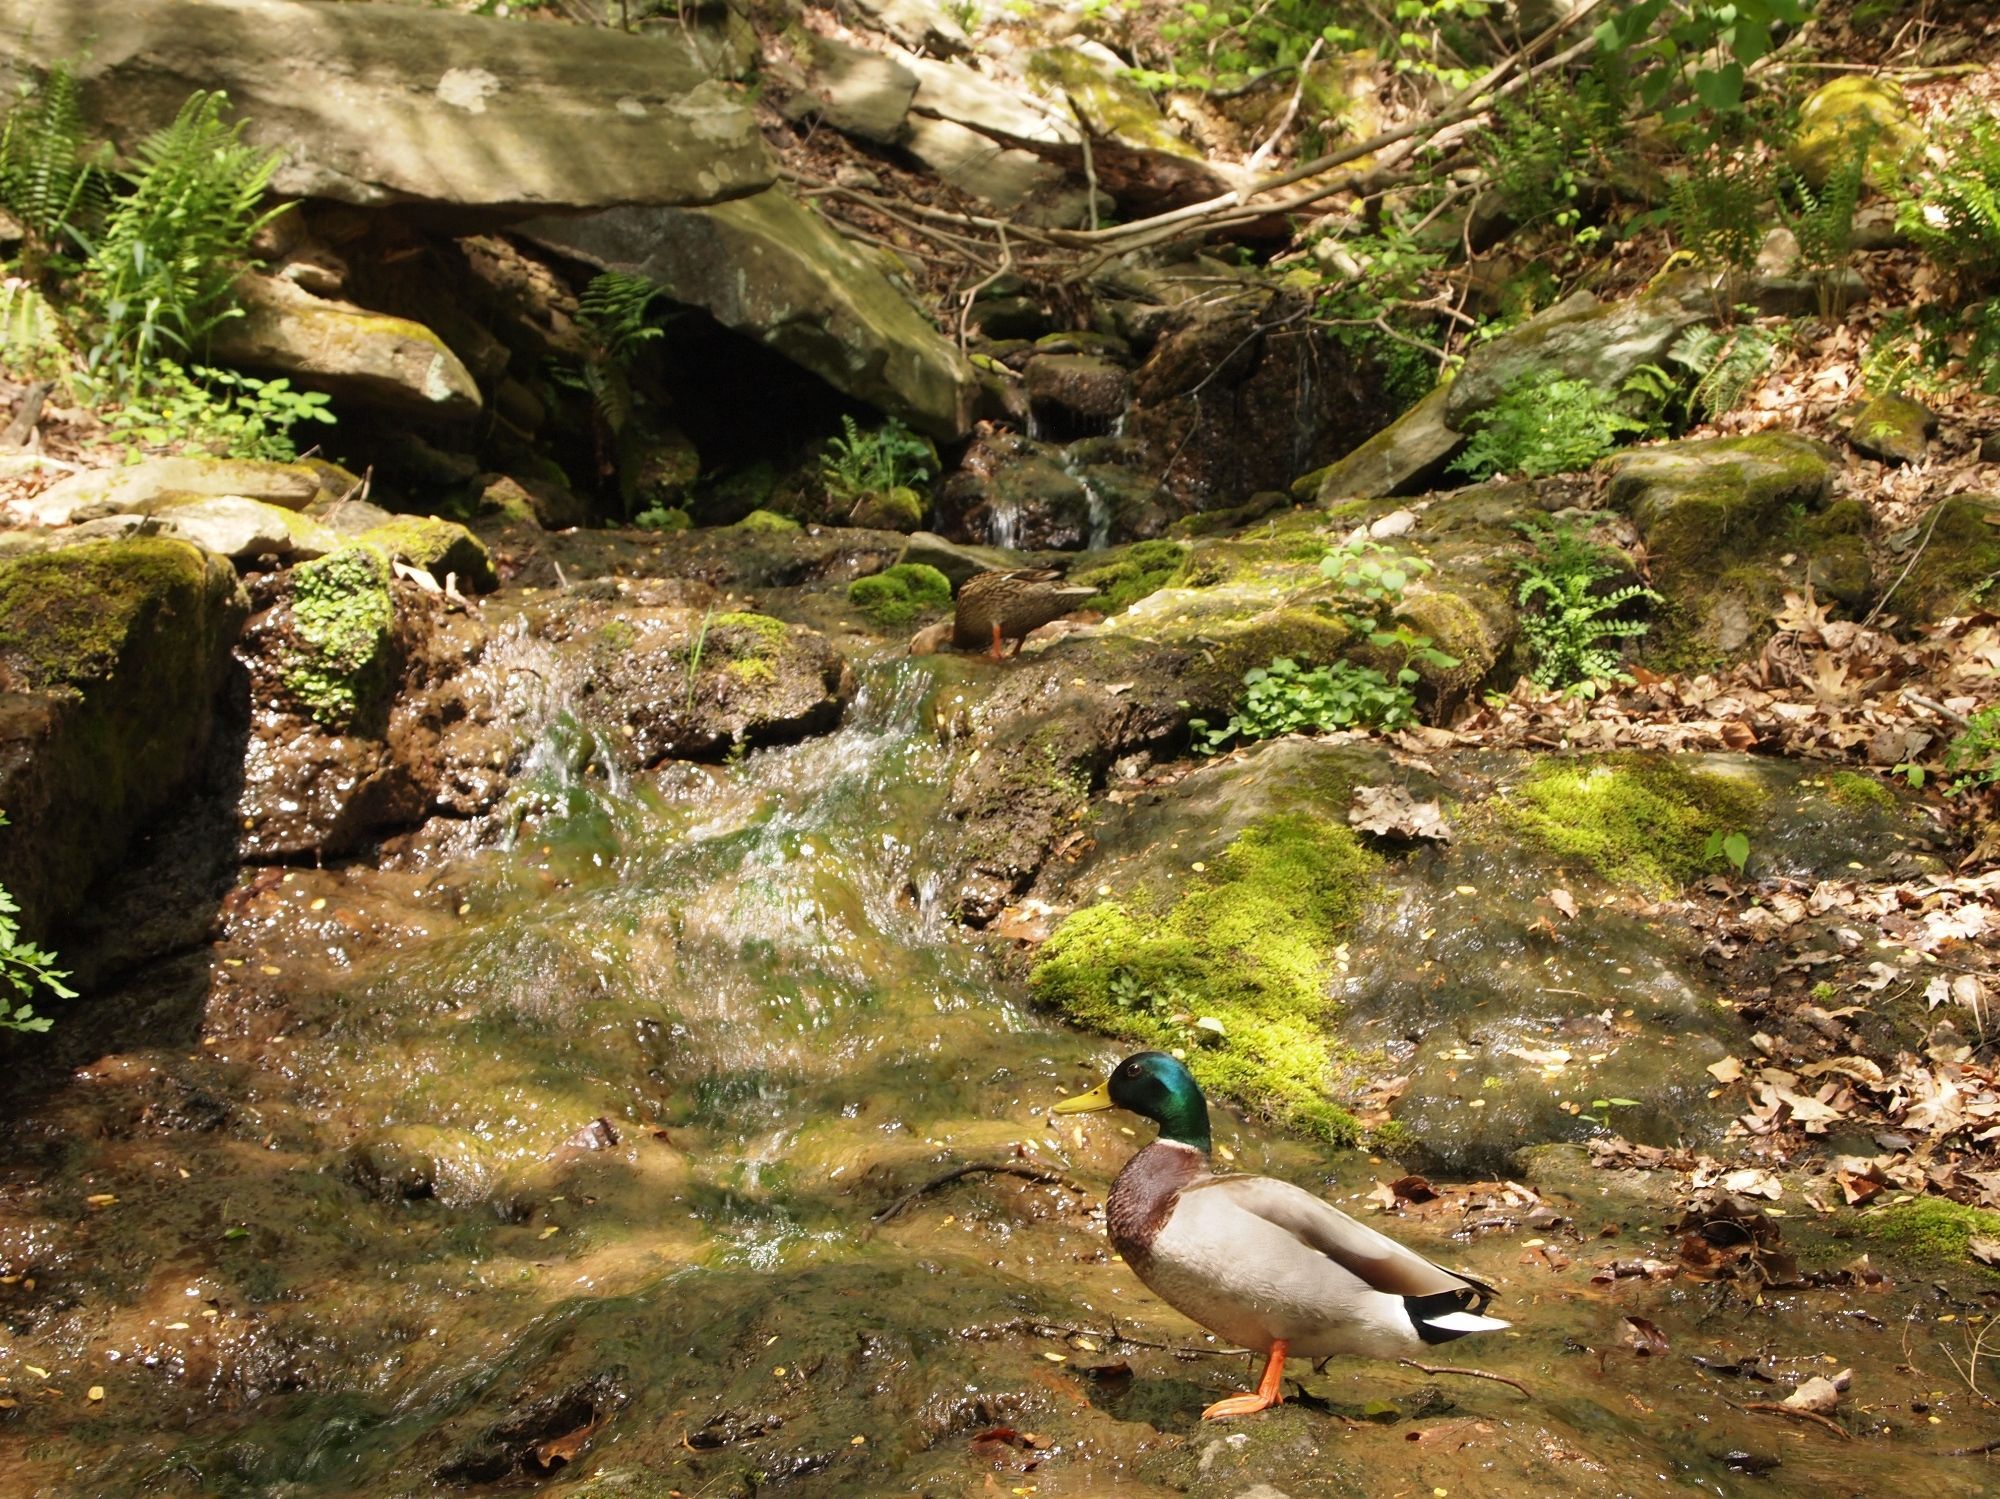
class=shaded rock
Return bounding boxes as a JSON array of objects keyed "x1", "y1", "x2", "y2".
[
  {"x1": 896, "y1": 530, "x2": 1023, "y2": 589},
  {"x1": 779, "y1": 32, "x2": 917, "y2": 145},
  {"x1": 902, "y1": 53, "x2": 1079, "y2": 146},
  {"x1": 1608, "y1": 433, "x2": 1841, "y2": 655},
  {"x1": 1314, "y1": 384, "x2": 1461, "y2": 503},
  {"x1": 1128, "y1": 285, "x2": 1380, "y2": 513},
  {"x1": 523, "y1": 189, "x2": 978, "y2": 441},
  {"x1": 0, "y1": 537, "x2": 245, "y2": 941},
  {"x1": 1445, "y1": 275, "x2": 1716, "y2": 430},
  {"x1": 618, "y1": 415, "x2": 702, "y2": 518},
  {"x1": 234, "y1": 547, "x2": 494, "y2": 859},
  {"x1": 1023, "y1": 354, "x2": 1130, "y2": 426},
  {"x1": 357, "y1": 517, "x2": 498, "y2": 593},
  {"x1": 851, "y1": 0, "x2": 971, "y2": 55},
  {"x1": 1900, "y1": 494, "x2": 2000, "y2": 625},
  {"x1": 1789, "y1": 76, "x2": 1923, "y2": 190},
  {"x1": 308, "y1": 494, "x2": 398, "y2": 536},
  {"x1": 210, "y1": 273, "x2": 481, "y2": 420},
  {"x1": 1848, "y1": 392, "x2": 1936, "y2": 465},
  {"x1": 1025, "y1": 45, "x2": 1202, "y2": 160},
  {"x1": 14, "y1": 455, "x2": 356, "y2": 526},
  {"x1": 533, "y1": 601, "x2": 854, "y2": 765},
  {"x1": 153, "y1": 495, "x2": 340, "y2": 561},
  {"x1": 934, "y1": 431, "x2": 1092, "y2": 550},
  {"x1": 478, "y1": 473, "x2": 587, "y2": 531},
  {"x1": 901, "y1": 115, "x2": 1095, "y2": 224},
  {"x1": 4, "y1": 0, "x2": 772, "y2": 216}
]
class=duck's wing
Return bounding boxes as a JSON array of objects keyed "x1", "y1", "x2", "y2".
[{"x1": 1184, "y1": 1174, "x2": 1498, "y2": 1306}]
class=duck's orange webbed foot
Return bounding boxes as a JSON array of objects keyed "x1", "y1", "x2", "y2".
[
  {"x1": 987, "y1": 621, "x2": 1005, "y2": 662},
  {"x1": 1200, "y1": 1339, "x2": 1288, "y2": 1420}
]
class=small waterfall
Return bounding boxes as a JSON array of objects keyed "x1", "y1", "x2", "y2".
[
  {"x1": 1062, "y1": 450, "x2": 1112, "y2": 551},
  {"x1": 987, "y1": 493, "x2": 1023, "y2": 549}
]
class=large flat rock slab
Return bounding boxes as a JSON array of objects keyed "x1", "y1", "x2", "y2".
[{"x1": 0, "y1": 0, "x2": 771, "y2": 214}]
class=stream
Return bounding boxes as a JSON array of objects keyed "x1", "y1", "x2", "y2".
[{"x1": 1, "y1": 653, "x2": 1996, "y2": 1496}]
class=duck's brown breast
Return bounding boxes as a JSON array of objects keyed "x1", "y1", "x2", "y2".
[{"x1": 1106, "y1": 1141, "x2": 1207, "y2": 1267}]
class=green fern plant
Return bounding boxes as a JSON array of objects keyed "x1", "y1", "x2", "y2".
[
  {"x1": 0, "y1": 62, "x2": 105, "y2": 283},
  {"x1": 81, "y1": 90, "x2": 282, "y2": 391},
  {"x1": 562, "y1": 270, "x2": 672, "y2": 435},
  {"x1": 819, "y1": 415, "x2": 937, "y2": 508},
  {"x1": 1514, "y1": 521, "x2": 1661, "y2": 695},
  {"x1": 0, "y1": 814, "x2": 74, "y2": 1035},
  {"x1": 1782, "y1": 142, "x2": 1868, "y2": 319},
  {"x1": 1670, "y1": 148, "x2": 1768, "y2": 276},
  {"x1": 1896, "y1": 110, "x2": 2000, "y2": 295},
  {"x1": 1451, "y1": 377, "x2": 1651, "y2": 480},
  {"x1": 1664, "y1": 319, "x2": 1780, "y2": 425}
]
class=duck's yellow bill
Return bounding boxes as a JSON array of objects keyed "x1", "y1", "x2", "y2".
[{"x1": 1053, "y1": 1080, "x2": 1114, "y2": 1114}]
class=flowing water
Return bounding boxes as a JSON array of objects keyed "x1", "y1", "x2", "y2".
[{"x1": 1, "y1": 656, "x2": 1996, "y2": 1496}]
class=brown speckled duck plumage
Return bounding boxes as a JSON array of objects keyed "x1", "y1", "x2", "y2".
[{"x1": 952, "y1": 568, "x2": 1095, "y2": 659}]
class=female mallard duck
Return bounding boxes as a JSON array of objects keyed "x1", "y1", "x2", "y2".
[
  {"x1": 952, "y1": 568, "x2": 1094, "y2": 660},
  {"x1": 1054, "y1": 1051, "x2": 1507, "y2": 1420}
]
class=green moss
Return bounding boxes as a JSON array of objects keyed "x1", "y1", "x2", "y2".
[
  {"x1": 1503, "y1": 753, "x2": 1767, "y2": 896},
  {"x1": 0, "y1": 538, "x2": 217, "y2": 689},
  {"x1": 1863, "y1": 1198, "x2": 2000, "y2": 1273},
  {"x1": 850, "y1": 485, "x2": 926, "y2": 532},
  {"x1": 356, "y1": 516, "x2": 497, "y2": 592},
  {"x1": 285, "y1": 544, "x2": 397, "y2": 728},
  {"x1": 726, "y1": 656, "x2": 777, "y2": 685},
  {"x1": 846, "y1": 563, "x2": 953, "y2": 628},
  {"x1": 1072, "y1": 539, "x2": 1187, "y2": 613},
  {"x1": 1902, "y1": 495, "x2": 2000, "y2": 624},
  {"x1": 1030, "y1": 812, "x2": 1379, "y2": 1143},
  {"x1": 1613, "y1": 434, "x2": 1834, "y2": 587},
  {"x1": 1825, "y1": 770, "x2": 1893, "y2": 810},
  {"x1": 712, "y1": 610, "x2": 788, "y2": 642},
  {"x1": 729, "y1": 508, "x2": 801, "y2": 534}
]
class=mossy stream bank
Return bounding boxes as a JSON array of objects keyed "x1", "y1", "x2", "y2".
[{"x1": 2, "y1": 632, "x2": 1995, "y2": 1496}]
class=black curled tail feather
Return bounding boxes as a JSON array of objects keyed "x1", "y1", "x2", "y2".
[{"x1": 1405, "y1": 1280, "x2": 1500, "y2": 1347}]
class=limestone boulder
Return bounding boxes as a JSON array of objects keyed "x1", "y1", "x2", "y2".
[
  {"x1": 779, "y1": 32, "x2": 917, "y2": 145},
  {"x1": 523, "y1": 188, "x2": 978, "y2": 441},
  {"x1": 1314, "y1": 384, "x2": 1461, "y2": 503},
  {"x1": 0, "y1": 0, "x2": 771, "y2": 215},
  {"x1": 1848, "y1": 392, "x2": 1936, "y2": 466},
  {"x1": 154, "y1": 495, "x2": 340, "y2": 561},
  {"x1": 210, "y1": 274, "x2": 482, "y2": 420},
  {"x1": 0, "y1": 537, "x2": 245, "y2": 942},
  {"x1": 12, "y1": 455, "x2": 358, "y2": 527}
]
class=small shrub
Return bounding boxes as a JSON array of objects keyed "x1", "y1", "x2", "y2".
[
  {"x1": 0, "y1": 814, "x2": 74, "y2": 1034},
  {"x1": 1513, "y1": 519, "x2": 1661, "y2": 695},
  {"x1": 552, "y1": 270, "x2": 672, "y2": 437},
  {"x1": 104, "y1": 360, "x2": 334, "y2": 460},
  {"x1": 1896, "y1": 110, "x2": 2000, "y2": 295},
  {"x1": 820, "y1": 416, "x2": 937, "y2": 514},
  {"x1": 1190, "y1": 655, "x2": 1417, "y2": 751},
  {"x1": 1944, "y1": 704, "x2": 2000, "y2": 793},
  {"x1": 0, "y1": 61, "x2": 104, "y2": 281},
  {"x1": 81, "y1": 89, "x2": 283, "y2": 390},
  {"x1": 1451, "y1": 377, "x2": 1651, "y2": 480},
  {"x1": 1662, "y1": 319, "x2": 1781, "y2": 425}
]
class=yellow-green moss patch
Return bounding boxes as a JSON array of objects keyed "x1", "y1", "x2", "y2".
[
  {"x1": 1071, "y1": 539, "x2": 1187, "y2": 613},
  {"x1": 1862, "y1": 1198, "x2": 2000, "y2": 1274},
  {"x1": 1030, "y1": 812, "x2": 1378, "y2": 1143},
  {"x1": 0, "y1": 537, "x2": 221, "y2": 690},
  {"x1": 1503, "y1": 753, "x2": 1767, "y2": 896},
  {"x1": 286, "y1": 544, "x2": 397, "y2": 728},
  {"x1": 1825, "y1": 770, "x2": 1894, "y2": 810},
  {"x1": 847, "y1": 563, "x2": 952, "y2": 628}
]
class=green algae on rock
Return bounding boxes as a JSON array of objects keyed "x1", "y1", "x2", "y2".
[
  {"x1": 1031, "y1": 811, "x2": 1378, "y2": 1142},
  {"x1": 1862, "y1": 1198, "x2": 2000, "y2": 1275},
  {"x1": 357, "y1": 516, "x2": 498, "y2": 592},
  {"x1": 847, "y1": 562, "x2": 952, "y2": 627},
  {"x1": 284, "y1": 544, "x2": 398, "y2": 729},
  {"x1": 1502, "y1": 753, "x2": 1767, "y2": 896},
  {"x1": 1071, "y1": 538, "x2": 1186, "y2": 613}
]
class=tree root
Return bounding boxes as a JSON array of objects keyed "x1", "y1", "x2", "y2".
[{"x1": 1397, "y1": 1358, "x2": 1533, "y2": 1397}]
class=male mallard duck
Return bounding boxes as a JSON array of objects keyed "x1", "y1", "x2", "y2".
[
  {"x1": 953, "y1": 568, "x2": 1094, "y2": 661},
  {"x1": 1054, "y1": 1052, "x2": 1507, "y2": 1419}
]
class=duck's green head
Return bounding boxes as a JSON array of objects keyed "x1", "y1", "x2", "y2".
[{"x1": 1053, "y1": 1051, "x2": 1212, "y2": 1152}]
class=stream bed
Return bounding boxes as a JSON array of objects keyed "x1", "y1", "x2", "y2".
[{"x1": 2, "y1": 655, "x2": 1996, "y2": 1497}]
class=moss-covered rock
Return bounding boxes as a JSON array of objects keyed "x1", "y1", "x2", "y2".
[
  {"x1": 1899, "y1": 494, "x2": 2000, "y2": 624},
  {"x1": 1847, "y1": 392, "x2": 1935, "y2": 465},
  {"x1": 18, "y1": 454, "x2": 358, "y2": 527},
  {"x1": 283, "y1": 545, "x2": 400, "y2": 729},
  {"x1": 1071, "y1": 539, "x2": 1187, "y2": 613},
  {"x1": 356, "y1": 516, "x2": 499, "y2": 593},
  {"x1": 1502, "y1": 753, "x2": 1767, "y2": 896},
  {"x1": 1031, "y1": 812, "x2": 1378, "y2": 1142},
  {"x1": 618, "y1": 415, "x2": 702, "y2": 518},
  {"x1": 848, "y1": 485, "x2": 927, "y2": 533},
  {"x1": 1024, "y1": 46, "x2": 1202, "y2": 159},
  {"x1": 847, "y1": 562, "x2": 953, "y2": 627},
  {"x1": 1788, "y1": 76, "x2": 1923, "y2": 190},
  {"x1": 729, "y1": 508, "x2": 803, "y2": 534},
  {"x1": 1861, "y1": 1198, "x2": 2000, "y2": 1275},
  {"x1": 0, "y1": 536, "x2": 246, "y2": 941}
]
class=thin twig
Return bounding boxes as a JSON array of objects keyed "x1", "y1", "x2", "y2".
[
  {"x1": 1863, "y1": 493, "x2": 1951, "y2": 628},
  {"x1": 1244, "y1": 38, "x2": 1325, "y2": 180},
  {"x1": 1398, "y1": 1358, "x2": 1533, "y2": 1397},
  {"x1": 871, "y1": 1159, "x2": 1072, "y2": 1223},
  {"x1": 1737, "y1": 1401, "x2": 1853, "y2": 1440},
  {"x1": 1944, "y1": 1435, "x2": 2000, "y2": 1456}
]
